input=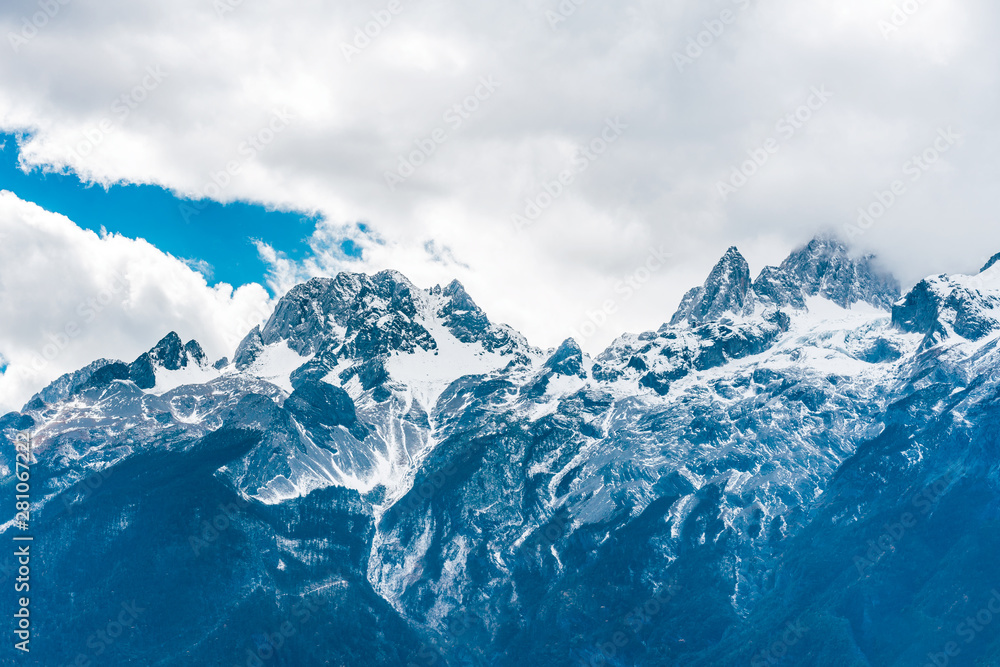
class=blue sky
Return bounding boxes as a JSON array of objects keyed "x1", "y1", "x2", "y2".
[{"x1": 0, "y1": 132, "x2": 333, "y2": 290}]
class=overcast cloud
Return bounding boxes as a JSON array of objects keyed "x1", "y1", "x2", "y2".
[{"x1": 2, "y1": 0, "x2": 999, "y2": 411}]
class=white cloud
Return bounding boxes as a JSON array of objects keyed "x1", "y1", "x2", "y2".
[
  {"x1": 2, "y1": 0, "x2": 1000, "y2": 358},
  {"x1": 0, "y1": 191, "x2": 272, "y2": 413}
]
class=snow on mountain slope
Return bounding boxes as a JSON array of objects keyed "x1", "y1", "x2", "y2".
[
  {"x1": 148, "y1": 360, "x2": 223, "y2": 395},
  {"x1": 8, "y1": 236, "x2": 1000, "y2": 666},
  {"x1": 382, "y1": 288, "x2": 529, "y2": 415},
  {"x1": 10, "y1": 239, "x2": 981, "y2": 520},
  {"x1": 240, "y1": 340, "x2": 313, "y2": 394}
]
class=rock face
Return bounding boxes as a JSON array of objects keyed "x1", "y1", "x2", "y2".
[
  {"x1": 28, "y1": 333, "x2": 212, "y2": 401},
  {"x1": 756, "y1": 236, "x2": 900, "y2": 310},
  {"x1": 127, "y1": 332, "x2": 209, "y2": 389},
  {"x1": 671, "y1": 237, "x2": 900, "y2": 327},
  {"x1": 981, "y1": 251, "x2": 1000, "y2": 273},
  {"x1": 4, "y1": 235, "x2": 1000, "y2": 666},
  {"x1": 671, "y1": 246, "x2": 754, "y2": 325},
  {"x1": 892, "y1": 273, "x2": 1000, "y2": 345},
  {"x1": 28, "y1": 357, "x2": 119, "y2": 404}
]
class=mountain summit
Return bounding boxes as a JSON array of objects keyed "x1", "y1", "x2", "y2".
[
  {"x1": 672, "y1": 236, "x2": 900, "y2": 326},
  {"x1": 755, "y1": 235, "x2": 900, "y2": 310},
  {"x1": 5, "y1": 235, "x2": 1000, "y2": 666},
  {"x1": 670, "y1": 246, "x2": 753, "y2": 325}
]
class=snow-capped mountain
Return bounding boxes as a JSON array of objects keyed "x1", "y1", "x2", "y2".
[{"x1": 4, "y1": 236, "x2": 1000, "y2": 666}]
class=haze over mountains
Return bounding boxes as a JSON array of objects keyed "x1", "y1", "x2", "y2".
[{"x1": 3, "y1": 236, "x2": 1000, "y2": 666}]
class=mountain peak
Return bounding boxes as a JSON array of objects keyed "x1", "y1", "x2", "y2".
[
  {"x1": 434, "y1": 279, "x2": 493, "y2": 345},
  {"x1": 229, "y1": 269, "x2": 535, "y2": 403},
  {"x1": 670, "y1": 246, "x2": 752, "y2": 325},
  {"x1": 670, "y1": 236, "x2": 900, "y2": 327},
  {"x1": 129, "y1": 332, "x2": 208, "y2": 389},
  {"x1": 544, "y1": 338, "x2": 586, "y2": 378},
  {"x1": 442, "y1": 278, "x2": 467, "y2": 297},
  {"x1": 981, "y1": 252, "x2": 1000, "y2": 273},
  {"x1": 148, "y1": 331, "x2": 185, "y2": 369},
  {"x1": 754, "y1": 235, "x2": 900, "y2": 311},
  {"x1": 20, "y1": 242, "x2": 1000, "y2": 665}
]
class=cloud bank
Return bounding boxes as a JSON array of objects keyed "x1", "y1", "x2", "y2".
[
  {"x1": 2, "y1": 0, "x2": 1000, "y2": 402},
  {"x1": 0, "y1": 191, "x2": 271, "y2": 413}
]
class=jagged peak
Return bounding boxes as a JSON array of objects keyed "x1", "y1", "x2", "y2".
[
  {"x1": 366, "y1": 270, "x2": 423, "y2": 304},
  {"x1": 670, "y1": 246, "x2": 752, "y2": 326},
  {"x1": 258, "y1": 272, "x2": 382, "y2": 355},
  {"x1": 540, "y1": 338, "x2": 586, "y2": 379},
  {"x1": 234, "y1": 325, "x2": 264, "y2": 370},
  {"x1": 668, "y1": 236, "x2": 901, "y2": 327},
  {"x1": 184, "y1": 339, "x2": 208, "y2": 367},
  {"x1": 27, "y1": 358, "x2": 120, "y2": 407},
  {"x1": 123, "y1": 332, "x2": 210, "y2": 389},
  {"x1": 777, "y1": 235, "x2": 854, "y2": 275},
  {"x1": 435, "y1": 278, "x2": 476, "y2": 305},
  {"x1": 243, "y1": 268, "x2": 530, "y2": 373},
  {"x1": 435, "y1": 279, "x2": 490, "y2": 337},
  {"x1": 435, "y1": 279, "x2": 486, "y2": 317},
  {"x1": 141, "y1": 332, "x2": 186, "y2": 370},
  {"x1": 372, "y1": 268, "x2": 417, "y2": 286},
  {"x1": 892, "y1": 272, "x2": 1000, "y2": 345},
  {"x1": 755, "y1": 235, "x2": 900, "y2": 311},
  {"x1": 720, "y1": 245, "x2": 745, "y2": 261},
  {"x1": 546, "y1": 337, "x2": 583, "y2": 364},
  {"x1": 442, "y1": 278, "x2": 468, "y2": 297}
]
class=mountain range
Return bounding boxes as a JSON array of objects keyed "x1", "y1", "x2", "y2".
[{"x1": 4, "y1": 235, "x2": 1000, "y2": 666}]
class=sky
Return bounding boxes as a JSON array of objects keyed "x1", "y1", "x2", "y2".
[
  {"x1": 1, "y1": 0, "x2": 1000, "y2": 412},
  {"x1": 0, "y1": 133, "x2": 327, "y2": 286}
]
